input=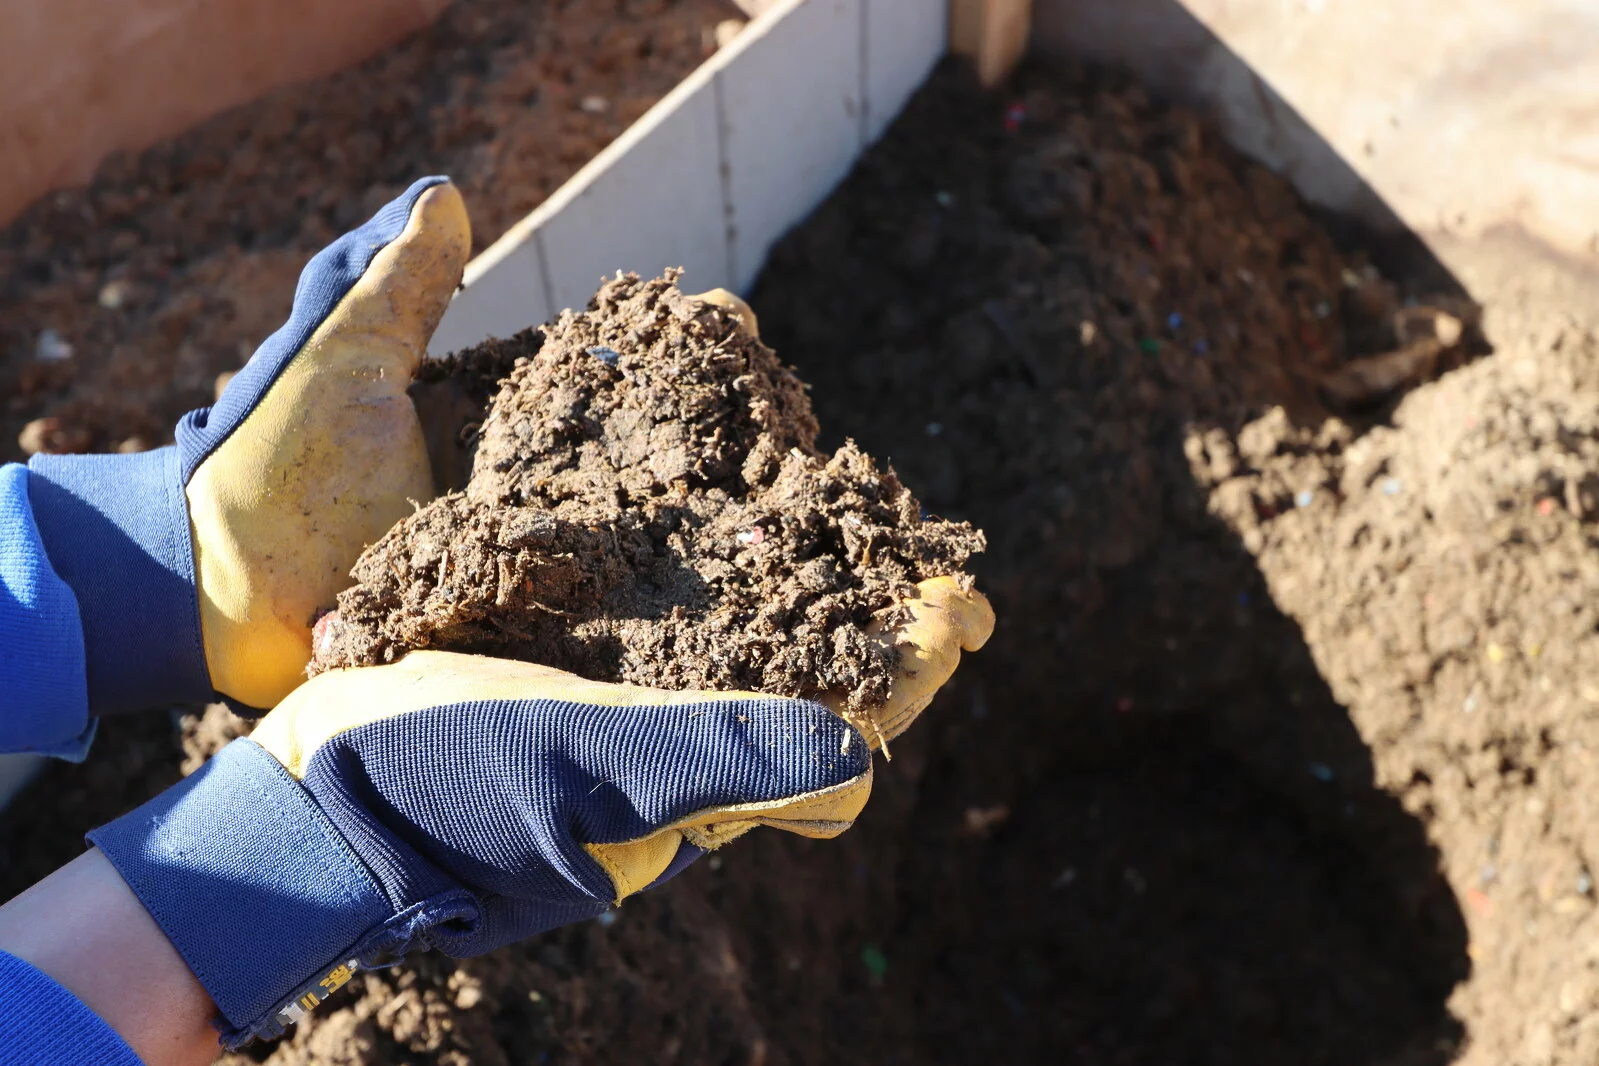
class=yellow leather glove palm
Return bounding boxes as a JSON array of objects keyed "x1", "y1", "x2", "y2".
[
  {"x1": 190, "y1": 180, "x2": 468, "y2": 708},
  {"x1": 28, "y1": 178, "x2": 468, "y2": 713},
  {"x1": 838, "y1": 574, "x2": 995, "y2": 749}
]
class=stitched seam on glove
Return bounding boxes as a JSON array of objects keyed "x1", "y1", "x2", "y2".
[
  {"x1": 88, "y1": 740, "x2": 395, "y2": 1031},
  {"x1": 174, "y1": 176, "x2": 449, "y2": 481}
]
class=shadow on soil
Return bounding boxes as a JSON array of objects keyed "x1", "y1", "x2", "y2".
[{"x1": 747, "y1": 44, "x2": 1474, "y2": 1065}]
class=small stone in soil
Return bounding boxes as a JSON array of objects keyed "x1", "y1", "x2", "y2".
[
  {"x1": 34, "y1": 330, "x2": 73, "y2": 363},
  {"x1": 97, "y1": 280, "x2": 132, "y2": 310}
]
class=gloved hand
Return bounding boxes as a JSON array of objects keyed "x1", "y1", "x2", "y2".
[
  {"x1": 832, "y1": 575, "x2": 995, "y2": 749},
  {"x1": 27, "y1": 177, "x2": 468, "y2": 714},
  {"x1": 88, "y1": 653, "x2": 876, "y2": 1048},
  {"x1": 87, "y1": 573, "x2": 990, "y2": 1049}
]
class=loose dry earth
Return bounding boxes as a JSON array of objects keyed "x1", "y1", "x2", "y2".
[{"x1": 2, "y1": 40, "x2": 1597, "y2": 1066}]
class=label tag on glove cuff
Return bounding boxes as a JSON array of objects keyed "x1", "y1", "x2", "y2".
[{"x1": 268, "y1": 957, "x2": 363, "y2": 1034}]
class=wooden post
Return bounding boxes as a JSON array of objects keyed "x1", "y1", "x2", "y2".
[
  {"x1": 732, "y1": 0, "x2": 786, "y2": 16},
  {"x1": 950, "y1": 0, "x2": 1034, "y2": 87}
]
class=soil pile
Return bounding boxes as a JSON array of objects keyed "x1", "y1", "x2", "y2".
[
  {"x1": 751, "y1": 59, "x2": 1598, "y2": 1066},
  {"x1": 745, "y1": 60, "x2": 1479, "y2": 1066},
  {"x1": 313, "y1": 272, "x2": 983, "y2": 713},
  {"x1": 1206, "y1": 334, "x2": 1599, "y2": 1066},
  {"x1": 5, "y1": 54, "x2": 1598, "y2": 1066}
]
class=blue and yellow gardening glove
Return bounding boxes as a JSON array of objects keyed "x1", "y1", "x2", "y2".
[
  {"x1": 84, "y1": 580, "x2": 991, "y2": 1048},
  {"x1": 26, "y1": 177, "x2": 468, "y2": 715},
  {"x1": 85, "y1": 652, "x2": 878, "y2": 1048}
]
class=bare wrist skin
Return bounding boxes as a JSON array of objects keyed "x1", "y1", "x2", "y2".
[{"x1": 0, "y1": 848, "x2": 218, "y2": 1066}]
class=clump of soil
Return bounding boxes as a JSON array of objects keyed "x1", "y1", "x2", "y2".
[{"x1": 313, "y1": 272, "x2": 984, "y2": 714}]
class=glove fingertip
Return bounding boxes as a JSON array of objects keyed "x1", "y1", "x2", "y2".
[{"x1": 914, "y1": 576, "x2": 996, "y2": 652}]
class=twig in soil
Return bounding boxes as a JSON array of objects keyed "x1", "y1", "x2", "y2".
[
  {"x1": 522, "y1": 597, "x2": 579, "y2": 618},
  {"x1": 495, "y1": 556, "x2": 514, "y2": 607}
]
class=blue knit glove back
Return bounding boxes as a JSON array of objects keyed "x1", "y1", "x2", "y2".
[{"x1": 88, "y1": 652, "x2": 872, "y2": 1048}]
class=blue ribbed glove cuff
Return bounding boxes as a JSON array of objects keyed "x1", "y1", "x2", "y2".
[
  {"x1": 27, "y1": 447, "x2": 211, "y2": 715},
  {"x1": 87, "y1": 740, "x2": 472, "y2": 1048}
]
